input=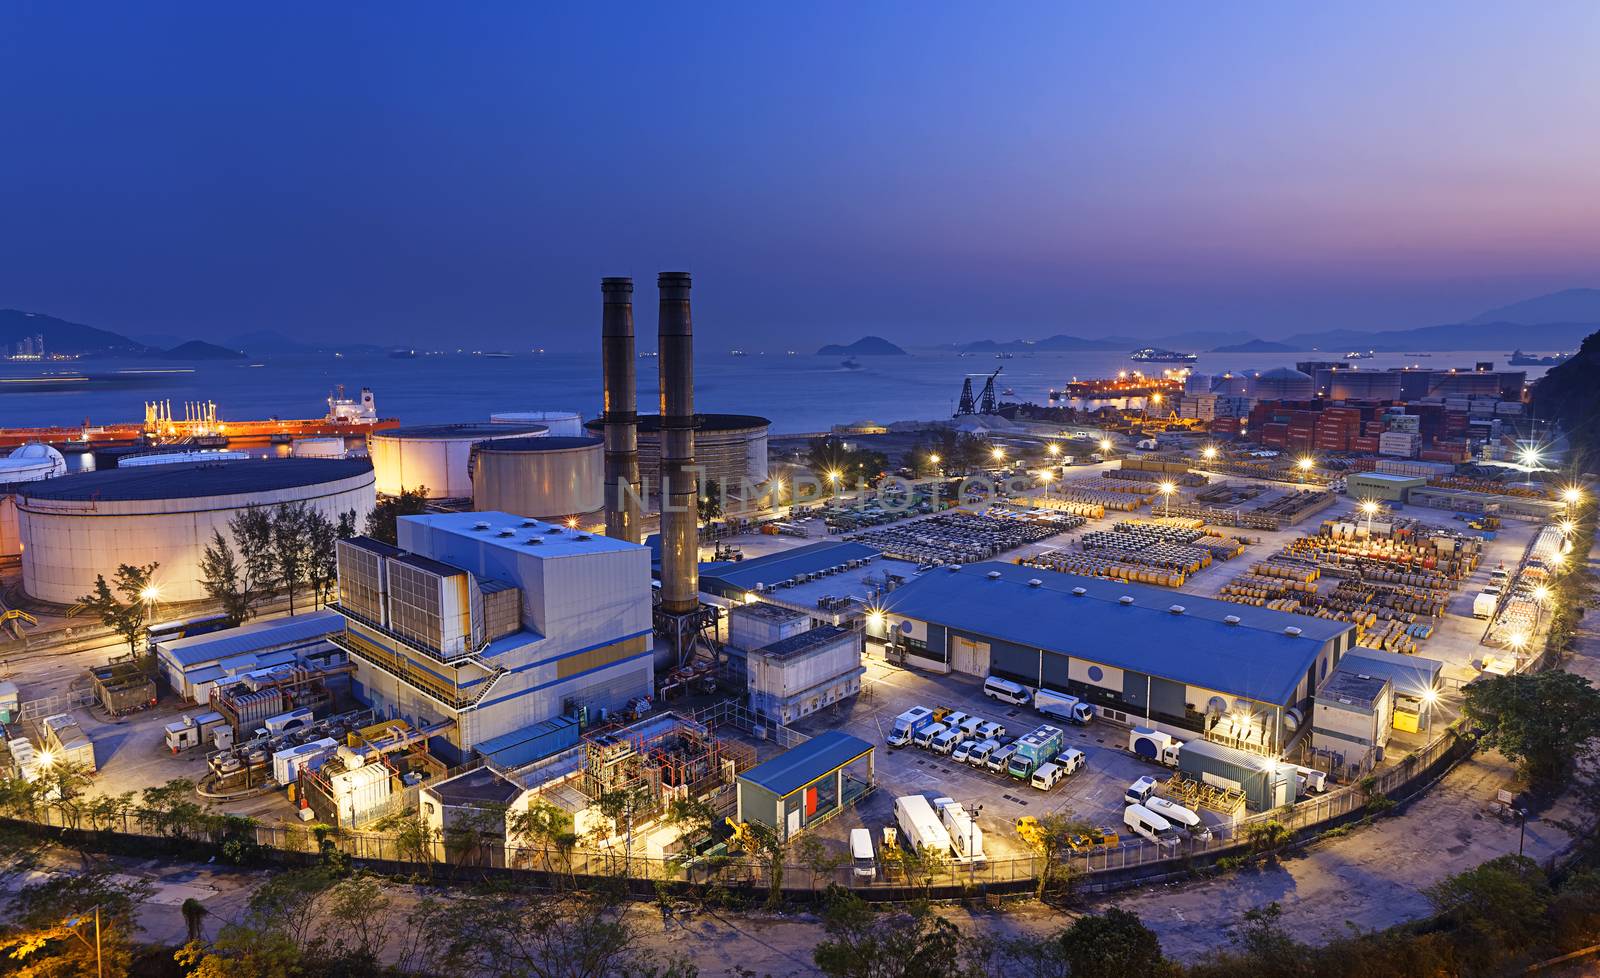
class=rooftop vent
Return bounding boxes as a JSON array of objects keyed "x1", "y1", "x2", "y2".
[
  {"x1": 496, "y1": 529, "x2": 515, "y2": 537},
  {"x1": 1071, "y1": 587, "x2": 1087, "y2": 596},
  {"x1": 575, "y1": 534, "x2": 592, "y2": 541},
  {"x1": 1357, "y1": 673, "x2": 1372, "y2": 681},
  {"x1": 1028, "y1": 578, "x2": 1043, "y2": 587},
  {"x1": 1284, "y1": 626, "x2": 1303, "y2": 637},
  {"x1": 520, "y1": 520, "x2": 539, "y2": 528},
  {"x1": 987, "y1": 570, "x2": 1003, "y2": 580},
  {"x1": 524, "y1": 538, "x2": 543, "y2": 546},
  {"x1": 1119, "y1": 595, "x2": 1135, "y2": 605},
  {"x1": 1224, "y1": 615, "x2": 1242, "y2": 625},
  {"x1": 472, "y1": 521, "x2": 491, "y2": 531},
  {"x1": 1168, "y1": 604, "x2": 1186, "y2": 615},
  {"x1": 545, "y1": 527, "x2": 562, "y2": 535},
  {"x1": 949, "y1": 563, "x2": 963, "y2": 571}
]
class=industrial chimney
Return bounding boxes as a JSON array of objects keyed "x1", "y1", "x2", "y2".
[
  {"x1": 657, "y1": 271, "x2": 700, "y2": 624},
  {"x1": 601, "y1": 277, "x2": 641, "y2": 543}
]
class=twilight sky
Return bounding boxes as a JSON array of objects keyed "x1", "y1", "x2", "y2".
[{"x1": 2, "y1": 2, "x2": 1598, "y2": 350}]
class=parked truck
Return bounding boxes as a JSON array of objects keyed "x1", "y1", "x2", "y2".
[
  {"x1": 894, "y1": 794, "x2": 952, "y2": 857},
  {"x1": 887, "y1": 706, "x2": 935, "y2": 747},
  {"x1": 1006, "y1": 724, "x2": 1065, "y2": 780},
  {"x1": 932, "y1": 797, "x2": 985, "y2": 862},
  {"x1": 163, "y1": 711, "x2": 229, "y2": 753},
  {"x1": 1034, "y1": 688, "x2": 1093, "y2": 724}
]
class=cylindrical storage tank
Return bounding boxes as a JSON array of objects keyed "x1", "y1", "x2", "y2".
[
  {"x1": 470, "y1": 436, "x2": 604, "y2": 523},
  {"x1": 369, "y1": 423, "x2": 546, "y2": 499},
  {"x1": 586, "y1": 413, "x2": 770, "y2": 506},
  {"x1": 490, "y1": 411, "x2": 583, "y2": 438},
  {"x1": 1183, "y1": 373, "x2": 1212, "y2": 395},
  {"x1": 1327, "y1": 370, "x2": 1403, "y2": 401},
  {"x1": 292, "y1": 437, "x2": 348, "y2": 459},
  {"x1": 16, "y1": 458, "x2": 376, "y2": 604},
  {"x1": 1252, "y1": 367, "x2": 1315, "y2": 401}
]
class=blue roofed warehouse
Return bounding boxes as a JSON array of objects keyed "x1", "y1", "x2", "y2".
[{"x1": 736, "y1": 731, "x2": 875, "y2": 841}]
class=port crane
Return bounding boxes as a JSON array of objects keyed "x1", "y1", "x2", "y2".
[{"x1": 955, "y1": 367, "x2": 1003, "y2": 417}]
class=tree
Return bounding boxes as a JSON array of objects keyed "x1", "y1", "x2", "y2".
[
  {"x1": 2, "y1": 869, "x2": 152, "y2": 978},
  {"x1": 303, "y1": 509, "x2": 340, "y2": 609},
  {"x1": 77, "y1": 561, "x2": 160, "y2": 656},
  {"x1": 1016, "y1": 812, "x2": 1092, "y2": 899},
  {"x1": 199, "y1": 529, "x2": 256, "y2": 626},
  {"x1": 1228, "y1": 902, "x2": 1306, "y2": 976},
  {"x1": 1245, "y1": 819, "x2": 1292, "y2": 865},
  {"x1": 142, "y1": 777, "x2": 209, "y2": 840},
  {"x1": 905, "y1": 429, "x2": 958, "y2": 476},
  {"x1": 35, "y1": 760, "x2": 96, "y2": 829},
  {"x1": 730, "y1": 820, "x2": 790, "y2": 909},
  {"x1": 699, "y1": 478, "x2": 723, "y2": 523},
  {"x1": 1056, "y1": 908, "x2": 1167, "y2": 978},
  {"x1": 506, "y1": 798, "x2": 573, "y2": 870},
  {"x1": 1462, "y1": 670, "x2": 1600, "y2": 785},
  {"x1": 794, "y1": 835, "x2": 848, "y2": 892},
  {"x1": 231, "y1": 505, "x2": 279, "y2": 612},
  {"x1": 365, "y1": 486, "x2": 430, "y2": 545},
  {"x1": 813, "y1": 890, "x2": 965, "y2": 978},
  {"x1": 182, "y1": 897, "x2": 209, "y2": 944},
  {"x1": 1426, "y1": 855, "x2": 1552, "y2": 958},
  {"x1": 270, "y1": 502, "x2": 314, "y2": 616}
]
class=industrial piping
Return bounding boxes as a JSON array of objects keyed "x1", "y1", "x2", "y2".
[
  {"x1": 601, "y1": 276, "x2": 641, "y2": 543},
  {"x1": 657, "y1": 271, "x2": 700, "y2": 620}
]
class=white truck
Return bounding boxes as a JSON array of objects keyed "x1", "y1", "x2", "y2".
[
  {"x1": 1128, "y1": 726, "x2": 1183, "y2": 767},
  {"x1": 1472, "y1": 588, "x2": 1500, "y2": 619},
  {"x1": 894, "y1": 794, "x2": 952, "y2": 858},
  {"x1": 887, "y1": 706, "x2": 935, "y2": 747},
  {"x1": 933, "y1": 797, "x2": 985, "y2": 862},
  {"x1": 1034, "y1": 688, "x2": 1093, "y2": 724}
]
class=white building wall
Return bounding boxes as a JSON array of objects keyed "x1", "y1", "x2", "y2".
[{"x1": 19, "y1": 473, "x2": 375, "y2": 604}]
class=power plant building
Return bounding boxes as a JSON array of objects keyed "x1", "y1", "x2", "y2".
[
  {"x1": 330, "y1": 510, "x2": 653, "y2": 763},
  {"x1": 15, "y1": 459, "x2": 376, "y2": 604}
]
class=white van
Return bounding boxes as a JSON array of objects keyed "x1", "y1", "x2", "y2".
[
  {"x1": 958, "y1": 715, "x2": 987, "y2": 737},
  {"x1": 850, "y1": 828, "x2": 876, "y2": 879},
  {"x1": 1056, "y1": 747, "x2": 1086, "y2": 776},
  {"x1": 986, "y1": 744, "x2": 1018, "y2": 774},
  {"x1": 913, "y1": 722, "x2": 948, "y2": 749},
  {"x1": 1125, "y1": 775, "x2": 1158, "y2": 806},
  {"x1": 974, "y1": 719, "x2": 1007, "y2": 741},
  {"x1": 1030, "y1": 762, "x2": 1066, "y2": 791},
  {"x1": 1124, "y1": 803, "x2": 1181, "y2": 849},
  {"x1": 951, "y1": 739, "x2": 980, "y2": 763},
  {"x1": 930, "y1": 728, "x2": 962, "y2": 755},
  {"x1": 1144, "y1": 796, "x2": 1209, "y2": 841},
  {"x1": 967, "y1": 738, "x2": 1000, "y2": 767},
  {"x1": 941, "y1": 711, "x2": 972, "y2": 733},
  {"x1": 984, "y1": 675, "x2": 1032, "y2": 705}
]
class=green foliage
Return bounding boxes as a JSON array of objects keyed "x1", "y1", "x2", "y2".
[
  {"x1": 76, "y1": 560, "x2": 160, "y2": 655},
  {"x1": 141, "y1": 777, "x2": 209, "y2": 840},
  {"x1": 813, "y1": 890, "x2": 964, "y2": 978},
  {"x1": 1245, "y1": 819, "x2": 1291, "y2": 863},
  {"x1": 1462, "y1": 670, "x2": 1600, "y2": 785},
  {"x1": 1017, "y1": 812, "x2": 1093, "y2": 899},
  {"x1": 698, "y1": 478, "x2": 723, "y2": 523},
  {"x1": 3, "y1": 868, "x2": 152, "y2": 978},
  {"x1": 199, "y1": 529, "x2": 255, "y2": 626},
  {"x1": 365, "y1": 485, "x2": 431, "y2": 545},
  {"x1": 270, "y1": 501, "x2": 313, "y2": 616},
  {"x1": 1426, "y1": 855, "x2": 1552, "y2": 960}
]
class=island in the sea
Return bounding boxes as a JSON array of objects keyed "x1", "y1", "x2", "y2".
[{"x1": 816, "y1": 335, "x2": 907, "y2": 356}]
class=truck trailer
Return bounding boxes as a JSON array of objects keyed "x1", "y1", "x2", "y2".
[
  {"x1": 887, "y1": 707, "x2": 935, "y2": 747},
  {"x1": 933, "y1": 797, "x2": 985, "y2": 862},
  {"x1": 1034, "y1": 688, "x2": 1093, "y2": 724},
  {"x1": 894, "y1": 794, "x2": 952, "y2": 857},
  {"x1": 1007, "y1": 724, "x2": 1065, "y2": 780}
]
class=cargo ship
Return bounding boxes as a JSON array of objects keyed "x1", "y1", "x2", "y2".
[
  {"x1": 0, "y1": 386, "x2": 398, "y2": 451},
  {"x1": 1507, "y1": 350, "x2": 1567, "y2": 366},
  {"x1": 1052, "y1": 371, "x2": 1185, "y2": 401},
  {"x1": 1129, "y1": 347, "x2": 1198, "y2": 363}
]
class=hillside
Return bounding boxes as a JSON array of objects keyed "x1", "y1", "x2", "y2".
[
  {"x1": 1467, "y1": 288, "x2": 1600, "y2": 326},
  {"x1": 1530, "y1": 328, "x2": 1600, "y2": 466},
  {"x1": 1211, "y1": 338, "x2": 1294, "y2": 353},
  {"x1": 957, "y1": 333, "x2": 1134, "y2": 353},
  {"x1": 0, "y1": 309, "x2": 151, "y2": 356},
  {"x1": 1282, "y1": 320, "x2": 1595, "y2": 353},
  {"x1": 158, "y1": 340, "x2": 247, "y2": 360},
  {"x1": 817, "y1": 336, "x2": 907, "y2": 356}
]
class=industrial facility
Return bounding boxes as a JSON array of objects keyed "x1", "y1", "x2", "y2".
[
  {"x1": 369, "y1": 422, "x2": 548, "y2": 500},
  {"x1": 469, "y1": 435, "x2": 604, "y2": 525},
  {"x1": 330, "y1": 510, "x2": 654, "y2": 763},
  {"x1": 14, "y1": 458, "x2": 376, "y2": 604},
  {"x1": 586, "y1": 412, "x2": 771, "y2": 504},
  {"x1": 871, "y1": 561, "x2": 1357, "y2": 756}
]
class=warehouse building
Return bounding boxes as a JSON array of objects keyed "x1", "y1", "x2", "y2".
[
  {"x1": 699, "y1": 540, "x2": 912, "y2": 627},
  {"x1": 156, "y1": 609, "x2": 346, "y2": 703},
  {"x1": 1346, "y1": 471, "x2": 1426, "y2": 502},
  {"x1": 16, "y1": 459, "x2": 375, "y2": 604},
  {"x1": 330, "y1": 511, "x2": 653, "y2": 763},
  {"x1": 735, "y1": 731, "x2": 874, "y2": 841},
  {"x1": 871, "y1": 562, "x2": 1358, "y2": 756}
]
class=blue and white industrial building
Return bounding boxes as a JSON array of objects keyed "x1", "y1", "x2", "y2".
[
  {"x1": 330, "y1": 510, "x2": 653, "y2": 764},
  {"x1": 156, "y1": 608, "x2": 346, "y2": 703},
  {"x1": 869, "y1": 561, "x2": 1361, "y2": 756}
]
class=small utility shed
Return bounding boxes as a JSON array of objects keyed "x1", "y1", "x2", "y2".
[
  {"x1": 1346, "y1": 471, "x2": 1425, "y2": 502},
  {"x1": 736, "y1": 731, "x2": 874, "y2": 841},
  {"x1": 156, "y1": 610, "x2": 343, "y2": 702},
  {"x1": 1336, "y1": 646, "x2": 1443, "y2": 734},
  {"x1": 1178, "y1": 738, "x2": 1297, "y2": 811}
]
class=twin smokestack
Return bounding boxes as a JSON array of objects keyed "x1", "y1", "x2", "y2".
[{"x1": 600, "y1": 273, "x2": 699, "y2": 615}]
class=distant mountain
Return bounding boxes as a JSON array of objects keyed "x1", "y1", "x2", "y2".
[
  {"x1": 131, "y1": 332, "x2": 189, "y2": 350},
  {"x1": 1149, "y1": 330, "x2": 1256, "y2": 351},
  {"x1": 955, "y1": 334, "x2": 1137, "y2": 353},
  {"x1": 1467, "y1": 288, "x2": 1600, "y2": 326},
  {"x1": 1282, "y1": 320, "x2": 1594, "y2": 353},
  {"x1": 1211, "y1": 338, "x2": 1295, "y2": 353},
  {"x1": 158, "y1": 340, "x2": 247, "y2": 360},
  {"x1": 0, "y1": 309, "x2": 152, "y2": 356},
  {"x1": 817, "y1": 336, "x2": 907, "y2": 356}
]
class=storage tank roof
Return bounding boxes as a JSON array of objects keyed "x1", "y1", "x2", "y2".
[
  {"x1": 19, "y1": 458, "x2": 373, "y2": 501},
  {"x1": 586, "y1": 413, "x2": 770, "y2": 433},
  {"x1": 379, "y1": 423, "x2": 546, "y2": 440},
  {"x1": 1259, "y1": 367, "x2": 1312, "y2": 381},
  {"x1": 476, "y1": 436, "x2": 602, "y2": 452}
]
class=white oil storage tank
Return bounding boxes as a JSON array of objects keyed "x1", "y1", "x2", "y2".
[
  {"x1": 471, "y1": 436, "x2": 604, "y2": 524},
  {"x1": 0, "y1": 444, "x2": 68, "y2": 562},
  {"x1": 369, "y1": 423, "x2": 546, "y2": 500},
  {"x1": 490, "y1": 411, "x2": 583, "y2": 438},
  {"x1": 292, "y1": 437, "x2": 348, "y2": 459}
]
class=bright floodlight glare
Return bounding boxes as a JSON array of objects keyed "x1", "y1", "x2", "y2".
[
  {"x1": 991, "y1": 446, "x2": 1005, "y2": 460},
  {"x1": 1520, "y1": 446, "x2": 1542, "y2": 467},
  {"x1": 1297, "y1": 457, "x2": 1314, "y2": 471},
  {"x1": 1361, "y1": 500, "x2": 1379, "y2": 515},
  {"x1": 36, "y1": 749, "x2": 54, "y2": 769},
  {"x1": 928, "y1": 453, "x2": 940, "y2": 465},
  {"x1": 1038, "y1": 470, "x2": 1054, "y2": 482},
  {"x1": 565, "y1": 516, "x2": 579, "y2": 529},
  {"x1": 866, "y1": 608, "x2": 885, "y2": 627},
  {"x1": 1560, "y1": 520, "x2": 1575, "y2": 535},
  {"x1": 827, "y1": 469, "x2": 841, "y2": 482},
  {"x1": 1421, "y1": 688, "x2": 1438, "y2": 706},
  {"x1": 1509, "y1": 631, "x2": 1528, "y2": 649},
  {"x1": 1047, "y1": 443, "x2": 1060, "y2": 455},
  {"x1": 1533, "y1": 585, "x2": 1550, "y2": 602},
  {"x1": 1201, "y1": 446, "x2": 1218, "y2": 460},
  {"x1": 1099, "y1": 438, "x2": 1113, "y2": 452},
  {"x1": 1159, "y1": 481, "x2": 1176, "y2": 495},
  {"x1": 1563, "y1": 487, "x2": 1583, "y2": 504},
  {"x1": 139, "y1": 585, "x2": 160, "y2": 603}
]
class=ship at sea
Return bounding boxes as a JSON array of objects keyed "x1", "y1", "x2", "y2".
[
  {"x1": 841, "y1": 358, "x2": 862, "y2": 370},
  {"x1": 1344, "y1": 350, "x2": 1374, "y2": 360},
  {"x1": 1128, "y1": 347, "x2": 1198, "y2": 363},
  {"x1": 1508, "y1": 350, "x2": 1568, "y2": 366},
  {"x1": 389, "y1": 348, "x2": 418, "y2": 359}
]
